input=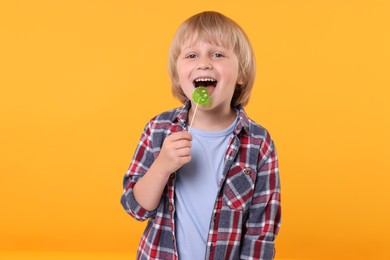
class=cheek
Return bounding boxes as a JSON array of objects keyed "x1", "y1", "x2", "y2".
[
  {"x1": 222, "y1": 61, "x2": 240, "y2": 79},
  {"x1": 176, "y1": 65, "x2": 189, "y2": 81},
  {"x1": 176, "y1": 60, "x2": 184, "y2": 76},
  {"x1": 225, "y1": 68, "x2": 240, "y2": 84}
]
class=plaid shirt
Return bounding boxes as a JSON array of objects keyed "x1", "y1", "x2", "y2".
[{"x1": 121, "y1": 102, "x2": 281, "y2": 260}]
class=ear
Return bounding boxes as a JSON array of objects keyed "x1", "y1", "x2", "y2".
[
  {"x1": 237, "y1": 76, "x2": 244, "y2": 86},
  {"x1": 236, "y1": 68, "x2": 245, "y2": 85}
]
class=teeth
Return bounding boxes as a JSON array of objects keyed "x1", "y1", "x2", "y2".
[{"x1": 195, "y1": 78, "x2": 216, "y2": 82}]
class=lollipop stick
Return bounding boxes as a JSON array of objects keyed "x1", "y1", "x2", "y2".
[{"x1": 188, "y1": 102, "x2": 199, "y2": 133}]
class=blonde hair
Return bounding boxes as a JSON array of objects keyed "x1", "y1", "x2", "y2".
[{"x1": 168, "y1": 11, "x2": 256, "y2": 107}]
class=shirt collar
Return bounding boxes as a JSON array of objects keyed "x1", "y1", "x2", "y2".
[
  {"x1": 234, "y1": 104, "x2": 251, "y2": 135},
  {"x1": 175, "y1": 101, "x2": 191, "y2": 128},
  {"x1": 175, "y1": 100, "x2": 251, "y2": 135}
]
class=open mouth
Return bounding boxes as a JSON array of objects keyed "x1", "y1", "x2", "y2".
[
  {"x1": 193, "y1": 78, "x2": 217, "y2": 94},
  {"x1": 193, "y1": 78, "x2": 217, "y2": 88}
]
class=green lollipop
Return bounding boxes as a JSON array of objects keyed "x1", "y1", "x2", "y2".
[
  {"x1": 192, "y1": 86, "x2": 210, "y2": 105},
  {"x1": 188, "y1": 87, "x2": 210, "y2": 133}
]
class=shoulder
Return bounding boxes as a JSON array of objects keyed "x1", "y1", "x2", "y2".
[
  {"x1": 237, "y1": 107, "x2": 273, "y2": 145},
  {"x1": 237, "y1": 108, "x2": 276, "y2": 160},
  {"x1": 147, "y1": 105, "x2": 185, "y2": 129},
  {"x1": 141, "y1": 105, "x2": 187, "y2": 145},
  {"x1": 249, "y1": 118, "x2": 274, "y2": 149},
  {"x1": 152, "y1": 106, "x2": 183, "y2": 122},
  {"x1": 247, "y1": 117, "x2": 271, "y2": 140},
  {"x1": 134, "y1": 102, "x2": 187, "y2": 151}
]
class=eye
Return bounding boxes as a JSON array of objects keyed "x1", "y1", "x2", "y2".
[
  {"x1": 186, "y1": 53, "x2": 197, "y2": 59},
  {"x1": 213, "y1": 52, "x2": 224, "y2": 58}
]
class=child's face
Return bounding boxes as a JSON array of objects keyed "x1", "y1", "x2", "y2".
[{"x1": 176, "y1": 40, "x2": 243, "y2": 111}]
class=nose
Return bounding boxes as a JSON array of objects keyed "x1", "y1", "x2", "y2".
[{"x1": 197, "y1": 57, "x2": 213, "y2": 70}]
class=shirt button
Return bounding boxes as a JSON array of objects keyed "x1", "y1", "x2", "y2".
[
  {"x1": 244, "y1": 168, "x2": 251, "y2": 175},
  {"x1": 170, "y1": 173, "x2": 175, "y2": 179},
  {"x1": 171, "y1": 234, "x2": 175, "y2": 241},
  {"x1": 169, "y1": 204, "x2": 174, "y2": 211}
]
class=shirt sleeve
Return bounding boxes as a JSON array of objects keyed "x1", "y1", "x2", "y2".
[
  {"x1": 120, "y1": 121, "x2": 158, "y2": 221},
  {"x1": 240, "y1": 138, "x2": 281, "y2": 260}
]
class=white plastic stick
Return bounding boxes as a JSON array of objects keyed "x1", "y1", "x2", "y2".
[{"x1": 188, "y1": 102, "x2": 199, "y2": 133}]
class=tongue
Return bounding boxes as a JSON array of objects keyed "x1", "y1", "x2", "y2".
[{"x1": 204, "y1": 85, "x2": 215, "y2": 95}]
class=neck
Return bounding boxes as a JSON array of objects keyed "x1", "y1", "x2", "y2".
[{"x1": 188, "y1": 103, "x2": 236, "y2": 131}]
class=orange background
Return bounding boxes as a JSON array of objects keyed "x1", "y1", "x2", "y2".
[{"x1": 1, "y1": 0, "x2": 389, "y2": 259}]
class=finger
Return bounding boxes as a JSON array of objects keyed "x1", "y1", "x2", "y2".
[
  {"x1": 163, "y1": 138, "x2": 191, "y2": 151},
  {"x1": 178, "y1": 155, "x2": 191, "y2": 165},
  {"x1": 170, "y1": 131, "x2": 192, "y2": 141},
  {"x1": 176, "y1": 146, "x2": 191, "y2": 157},
  {"x1": 172, "y1": 139, "x2": 191, "y2": 150}
]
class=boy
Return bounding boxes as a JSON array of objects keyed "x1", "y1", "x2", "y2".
[{"x1": 121, "y1": 11, "x2": 281, "y2": 260}]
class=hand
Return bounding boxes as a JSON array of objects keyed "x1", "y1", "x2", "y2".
[{"x1": 155, "y1": 131, "x2": 192, "y2": 177}]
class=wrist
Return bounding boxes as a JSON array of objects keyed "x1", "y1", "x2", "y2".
[{"x1": 151, "y1": 157, "x2": 173, "y2": 179}]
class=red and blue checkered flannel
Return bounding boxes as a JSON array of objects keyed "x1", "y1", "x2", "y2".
[{"x1": 121, "y1": 101, "x2": 281, "y2": 259}]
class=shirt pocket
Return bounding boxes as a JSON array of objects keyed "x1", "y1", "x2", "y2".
[{"x1": 222, "y1": 166, "x2": 256, "y2": 211}]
